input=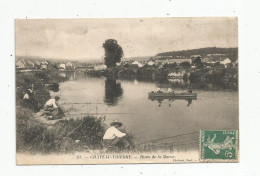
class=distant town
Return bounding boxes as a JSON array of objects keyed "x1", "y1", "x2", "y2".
[{"x1": 16, "y1": 47, "x2": 238, "y2": 75}]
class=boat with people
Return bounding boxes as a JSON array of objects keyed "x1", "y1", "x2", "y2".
[{"x1": 148, "y1": 91, "x2": 197, "y2": 99}]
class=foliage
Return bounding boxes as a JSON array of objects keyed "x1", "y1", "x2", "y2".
[
  {"x1": 16, "y1": 71, "x2": 70, "y2": 110},
  {"x1": 156, "y1": 47, "x2": 238, "y2": 62},
  {"x1": 16, "y1": 72, "x2": 51, "y2": 111},
  {"x1": 162, "y1": 62, "x2": 177, "y2": 69},
  {"x1": 179, "y1": 61, "x2": 191, "y2": 68},
  {"x1": 16, "y1": 106, "x2": 55, "y2": 153},
  {"x1": 16, "y1": 105, "x2": 108, "y2": 153},
  {"x1": 103, "y1": 39, "x2": 123, "y2": 68}
]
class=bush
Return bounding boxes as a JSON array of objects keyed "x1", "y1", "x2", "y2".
[
  {"x1": 16, "y1": 106, "x2": 55, "y2": 153},
  {"x1": 52, "y1": 116, "x2": 106, "y2": 149},
  {"x1": 16, "y1": 72, "x2": 50, "y2": 111},
  {"x1": 16, "y1": 105, "x2": 108, "y2": 153},
  {"x1": 179, "y1": 61, "x2": 191, "y2": 68}
]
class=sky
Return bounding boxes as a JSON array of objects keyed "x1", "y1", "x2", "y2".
[{"x1": 15, "y1": 18, "x2": 238, "y2": 61}]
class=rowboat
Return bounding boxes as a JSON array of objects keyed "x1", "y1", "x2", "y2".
[{"x1": 148, "y1": 91, "x2": 197, "y2": 100}]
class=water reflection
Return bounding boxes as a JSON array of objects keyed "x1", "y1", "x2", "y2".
[
  {"x1": 186, "y1": 99, "x2": 192, "y2": 107},
  {"x1": 104, "y1": 77, "x2": 123, "y2": 106},
  {"x1": 53, "y1": 71, "x2": 237, "y2": 92},
  {"x1": 149, "y1": 96, "x2": 194, "y2": 107}
]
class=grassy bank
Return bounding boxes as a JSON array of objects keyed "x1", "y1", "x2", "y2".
[
  {"x1": 16, "y1": 106, "x2": 109, "y2": 153},
  {"x1": 16, "y1": 106, "x2": 135, "y2": 154}
]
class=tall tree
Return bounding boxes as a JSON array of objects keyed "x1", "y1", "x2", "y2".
[{"x1": 103, "y1": 39, "x2": 123, "y2": 68}]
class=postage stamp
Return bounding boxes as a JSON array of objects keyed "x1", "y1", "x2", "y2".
[{"x1": 200, "y1": 130, "x2": 239, "y2": 162}]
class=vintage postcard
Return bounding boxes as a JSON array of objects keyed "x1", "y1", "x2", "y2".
[{"x1": 15, "y1": 17, "x2": 238, "y2": 164}]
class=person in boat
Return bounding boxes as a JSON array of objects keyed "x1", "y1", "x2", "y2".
[
  {"x1": 43, "y1": 96, "x2": 61, "y2": 119},
  {"x1": 103, "y1": 120, "x2": 130, "y2": 149},
  {"x1": 188, "y1": 86, "x2": 193, "y2": 93},
  {"x1": 156, "y1": 87, "x2": 163, "y2": 93},
  {"x1": 168, "y1": 87, "x2": 174, "y2": 93}
]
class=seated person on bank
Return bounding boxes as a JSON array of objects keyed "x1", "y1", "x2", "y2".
[
  {"x1": 103, "y1": 120, "x2": 130, "y2": 149},
  {"x1": 168, "y1": 87, "x2": 174, "y2": 93},
  {"x1": 23, "y1": 89, "x2": 31, "y2": 106},
  {"x1": 188, "y1": 86, "x2": 193, "y2": 93},
  {"x1": 43, "y1": 96, "x2": 61, "y2": 119}
]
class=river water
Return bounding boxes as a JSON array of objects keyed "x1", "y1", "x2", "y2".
[{"x1": 50, "y1": 72, "x2": 238, "y2": 148}]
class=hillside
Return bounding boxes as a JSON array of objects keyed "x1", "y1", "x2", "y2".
[{"x1": 156, "y1": 47, "x2": 238, "y2": 62}]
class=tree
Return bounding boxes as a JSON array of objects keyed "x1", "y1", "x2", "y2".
[
  {"x1": 103, "y1": 39, "x2": 123, "y2": 68},
  {"x1": 179, "y1": 61, "x2": 191, "y2": 68}
]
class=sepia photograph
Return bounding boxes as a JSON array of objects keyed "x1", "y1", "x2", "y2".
[{"x1": 15, "y1": 17, "x2": 238, "y2": 164}]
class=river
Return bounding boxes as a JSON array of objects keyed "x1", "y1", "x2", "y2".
[{"x1": 50, "y1": 71, "x2": 238, "y2": 150}]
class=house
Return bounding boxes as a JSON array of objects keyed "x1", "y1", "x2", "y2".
[
  {"x1": 202, "y1": 57, "x2": 210, "y2": 63},
  {"x1": 94, "y1": 64, "x2": 107, "y2": 71},
  {"x1": 16, "y1": 60, "x2": 27, "y2": 69},
  {"x1": 41, "y1": 61, "x2": 48, "y2": 65},
  {"x1": 220, "y1": 58, "x2": 231, "y2": 65},
  {"x1": 147, "y1": 61, "x2": 155, "y2": 66},
  {"x1": 59, "y1": 63, "x2": 66, "y2": 70},
  {"x1": 26, "y1": 60, "x2": 35, "y2": 69},
  {"x1": 35, "y1": 61, "x2": 41, "y2": 66},
  {"x1": 41, "y1": 64, "x2": 48, "y2": 70},
  {"x1": 65, "y1": 62, "x2": 74, "y2": 70},
  {"x1": 131, "y1": 61, "x2": 143, "y2": 67}
]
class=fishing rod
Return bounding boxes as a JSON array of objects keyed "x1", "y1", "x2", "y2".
[
  {"x1": 148, "y1": 141, "x2": 198, "y2": 149},
  {"x1": 139, "y1": 131, "x2": 199, "y2": 145},
  {"x1": 141, "y1": 138, "x2": 198, "y2": 147},
  {"x1": 61, "y1": 102, "x2": 105, "y2": 105}
]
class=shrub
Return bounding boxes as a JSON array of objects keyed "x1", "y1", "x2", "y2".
[{"x1": 16, "y1": 105, "x2": 109, "y2": 153}]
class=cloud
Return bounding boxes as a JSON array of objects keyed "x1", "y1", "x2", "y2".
[{"x1": 15, "y1": 18, "x2": 238, "y2": 60}]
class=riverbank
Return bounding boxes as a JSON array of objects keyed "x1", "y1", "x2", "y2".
[
  {"x1": 16, "y1": 105, "x2": 109, "y2": 153},
  {"x1": 85, "y1": 66, "x2": 238, "y2": 90}
]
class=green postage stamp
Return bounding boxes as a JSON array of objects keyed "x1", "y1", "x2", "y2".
[{"x1": 200, "y1": 130, "x2": 239, "y2": 162}]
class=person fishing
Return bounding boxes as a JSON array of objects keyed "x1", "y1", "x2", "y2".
[
  {"x1": 43, "y1": 96, "x2": 61, "y2": 119},
  {"x1": 103, "y1": 120, "x2": 130, "y2": 150},
  {"x1": 168, "y1": 87, "x2": 174, "y2": 93},
  {"x1": 23, "y1": 89, "x2": 31, "y2": 106}
]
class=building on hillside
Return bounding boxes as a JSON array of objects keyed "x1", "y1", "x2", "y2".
[
  {"x1": 94, "y1": 64, "x2": 107, "y2": 71},
  {"x1": 16, "y1": 60, "x2": 27, "y2": 69},
  {"x1": 206, "y1": 54, "x2": 230, "y2": 62},
  {"x1": 41, "y1": 64, "x2": 48, "y2": 70},
  {"x1": 59, "y1": 63, "x2": 66, "y2": 70},
  {"x1": 147, "y1": 61, "x2": 155, "y2": 66},
  {"x1": 201, "y1": 57, "x2": 210, "y2": 63},
  {"x1": 132, "y1": 61, "x2": 143, "y2": 67},
  {"x1": 220, "y1": 58, "x2": 231, "y2": 65},
  {"x1": 41, "y1": 61, "x2": 48, "y2": 65},
  {"x1": 65, "y1": 62, "x2": 74, "y2": 70}
]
